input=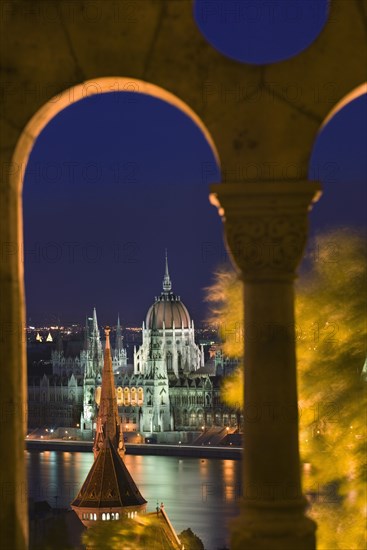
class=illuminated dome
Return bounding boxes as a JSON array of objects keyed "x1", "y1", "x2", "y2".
[
  {"x1": 145, "y1": 252, "x2": 191, "y2": 330},
  {"x1": 146, "y1": 294, "x2": 191, "y2": 330}
]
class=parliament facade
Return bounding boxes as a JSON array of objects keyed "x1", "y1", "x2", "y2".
[{"x1": 27, "y1": 258, "x2": 240, "y2": 436}]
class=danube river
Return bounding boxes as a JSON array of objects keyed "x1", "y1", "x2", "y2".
[{"x1": 26, "y1": 450, "x2": 241, "y2": 550}]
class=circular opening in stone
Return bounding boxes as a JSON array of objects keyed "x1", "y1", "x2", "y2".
[{"x1": 194, "y1": 0, "x2": 329, "y2": 65}]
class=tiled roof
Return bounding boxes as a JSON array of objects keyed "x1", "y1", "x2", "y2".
[{"x1": 71, "y1": 437, "x2": 146, "y2": 509}]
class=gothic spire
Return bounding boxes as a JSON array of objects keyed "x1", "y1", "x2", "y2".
[
  {"x1": 162, "y1": 249, "x2": 172, "y2": 293},
  {"x1": 93, "y1": 327, "x2": 125, "y2": 460},
  {"x1": 92, "y1": 307, "x2": 99, "y2": 336},
  {"x1": 116, "y1": 314, "x2": 123, "y2": 352}
]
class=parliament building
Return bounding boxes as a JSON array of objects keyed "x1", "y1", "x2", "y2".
[{"x1": 27, "y1": 257, "x2": 240, "y2": 437}]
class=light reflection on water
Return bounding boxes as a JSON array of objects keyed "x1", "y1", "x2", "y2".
[{"x1": 26, "y1": 450, "x2": 241, "y2": 550}]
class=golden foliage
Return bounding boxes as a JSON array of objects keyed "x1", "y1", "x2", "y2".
[{"x1": 205, "y1": 229, "x2": 367, "y2": 548}]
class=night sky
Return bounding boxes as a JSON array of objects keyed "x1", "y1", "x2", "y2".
[
  {"x1": 23, "y1": 2, "x2": 366, "y2": 328},
  {"x1": 23, "y1": 93, "x2": 222, "y2": 327}
]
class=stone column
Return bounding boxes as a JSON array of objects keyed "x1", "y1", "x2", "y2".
[
  {"x1": 0, "y1": 152, "x2": 28, "y2": 549},
  {"x1": 210, "y1": 181, "x2": 321, "y2": 550}
]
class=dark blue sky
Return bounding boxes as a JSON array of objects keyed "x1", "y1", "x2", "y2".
[
  {"x1": 194, "y1": 0, "x2": 329, "y2": 64},
  {"x1": 23, "y1": 3, "x2": 366, "y2": 327},
  {"x1": 308, "y1": 92, "x2": 367, "y2": 234},
  {"x1": 23, "y1": 90, "x2": 366, "y2": 327},
  {"x1": 23, "y1": 93, "x2": 223, "y2": 327}
]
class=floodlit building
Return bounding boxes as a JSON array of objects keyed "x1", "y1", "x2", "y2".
[{"x1": 27, "y1": 256, "x2": 240, "y2": 435}]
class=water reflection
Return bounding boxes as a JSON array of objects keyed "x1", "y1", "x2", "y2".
[{"x1": 26, "y1": 451, "x2": 241, "y2": 549}]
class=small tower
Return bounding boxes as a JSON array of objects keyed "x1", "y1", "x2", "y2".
[
  {"x1": 115, "y1": 314, "x2": 123, "y2": 353},
  {"x1": 113, "y1": 314, "x2": 127, "y2": 370},
  {"x1": 71, "y1": 327, "x2": 147, "y2": 527}
]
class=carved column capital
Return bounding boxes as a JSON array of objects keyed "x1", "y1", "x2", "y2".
[{"x1": 210, "y1": 181, "x2": 322, "y2": 282}]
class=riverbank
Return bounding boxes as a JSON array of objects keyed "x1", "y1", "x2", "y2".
[{"x1": 26, "y1": 438, "x2": 242, "y2": 459}]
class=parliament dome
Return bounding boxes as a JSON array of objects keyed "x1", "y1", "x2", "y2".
[
  {"x1": 146, "y1": 294, "x2": 191, "y2": 330},
  {"x1": 145, "y1": 252, "x2": 191, "y2": 330}
]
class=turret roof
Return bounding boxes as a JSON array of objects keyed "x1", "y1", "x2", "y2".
[{"x1": 71, "y1": 437, "x2": 146, "y2": 509}]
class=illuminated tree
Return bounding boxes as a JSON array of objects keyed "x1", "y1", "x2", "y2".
[{"x1": 205, "y1": 229, "x2": 367, "y2": 549}]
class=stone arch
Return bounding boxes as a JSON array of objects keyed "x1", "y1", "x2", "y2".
[
  {"x1": 10, "y1": 77, "x2": 220, "y2": 204},
  {"x1": 2, "y1": 3, "x2": 366, "y2": 548},
  {"x1": 318, "y1": 82, "x2": 367, "y2": 132},
  {"x1": 308, "y1": 81, "x2": 367, "y2": 217}
]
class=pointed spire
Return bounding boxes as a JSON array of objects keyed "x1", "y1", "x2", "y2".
[
  {"x1": 92, "y1": 307, "x2": 99, "y2": 336},
  {"x1": 116, "y1": 314, "x2": 122, "y2": 352},
  {"x1": 93, "y1": 327, "x2": 125, "y2": 460},
  {"x1": 162, "y1": 249, "x2": 172, "y2": 293}
]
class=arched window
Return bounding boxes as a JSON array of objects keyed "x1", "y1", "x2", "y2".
[
  {"x1": 116, "y1": 512, "x2": 120, "y2": 520},
  {"x1": 189, "y1": 411, "x2": 197, "y2": 426},
  {"x1": 131, "y1": 387, "x2": 137, "y2": 406},
  {"x1": 124, "y1": 387, "x2": 130, "y2": 406},
  {"x1": 107, "y1": 513, "x2": 110, "y2": 520},
  {"x1": 102, "y1": 513, "x2": 106, "y2": 521},
  {"x1": 116, "y1": 386, "x2": 123, "y2": 405}
]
